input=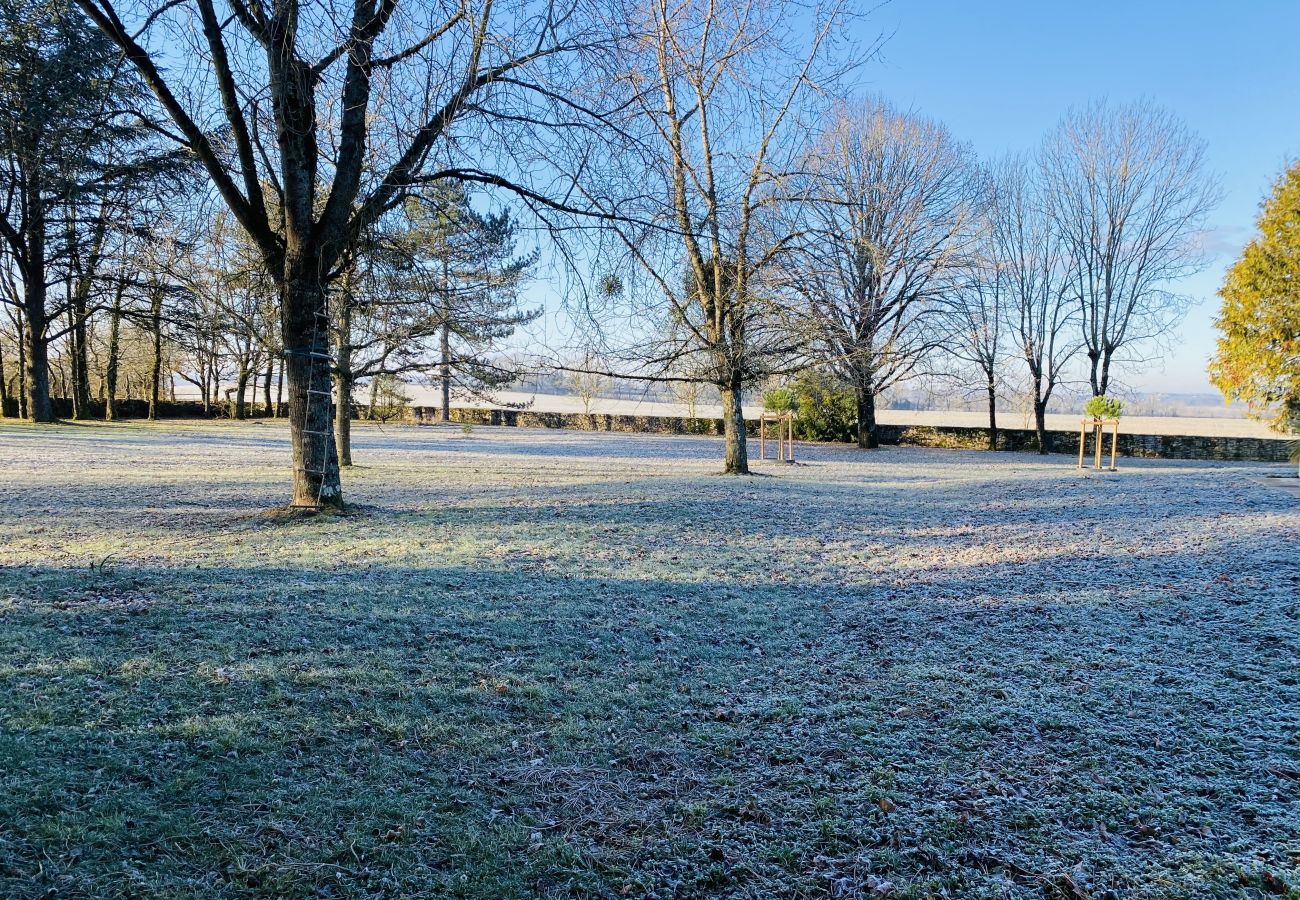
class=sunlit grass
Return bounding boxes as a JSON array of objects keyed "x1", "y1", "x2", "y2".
[{"x1": 0, "y1": 420, "x2": 1296, "y2": 897}]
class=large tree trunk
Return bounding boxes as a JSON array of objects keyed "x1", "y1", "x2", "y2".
[
  {"x1": 986, "y1": 381, "x2": 998, "y2": 451},
  {"x1": 22, "y1": 184, "x2": 53, "y2": 423},
  {"x1": 281, "y1": 270, "x2": 342, "y2": 508},
  {"x1": 333, "y1": 299, "x2": 353, "y2": 467},
  {"x1": 23, "y1": 285, "x2": 54, "y2": 425},
  {"x1": 855, "y1": 386, "x2": 878, "y2": 449},
  {"x1": 104, "y1": 286, "x2": 123, "y2": 421},
  {"x1": 719, "y1": 382, "x2": 748, "y2": 474},
  {"x1": 439, "y1": 321, "x2": 451, "y2": 423}
]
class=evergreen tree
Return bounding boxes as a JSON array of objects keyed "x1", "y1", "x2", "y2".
[
  {"x1": 1209, "y1": 162, "x2": 1300, "y2": 434},
  {"x1": 397, "y1": 185, "x2": 539, "y2": 422},
  {"x1": 0, "y1": 0, "x2": 173, "y2": 422}
]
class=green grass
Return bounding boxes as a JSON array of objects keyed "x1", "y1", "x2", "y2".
[{"x1": 0, "y1": 420, "x2": 1297, "y2": 897}]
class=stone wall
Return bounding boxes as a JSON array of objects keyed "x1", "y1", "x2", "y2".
[
  {"x1": 4, "y1": 397, "x2": 1289, "y2": 462},
  {"x1": 427, "y1": 406, "x2": 1293, "y2": 463}
]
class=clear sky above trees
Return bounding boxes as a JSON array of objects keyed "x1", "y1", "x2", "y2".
[{"x1": 859, "y1": 0, "x2": 1300, "y2": 395}]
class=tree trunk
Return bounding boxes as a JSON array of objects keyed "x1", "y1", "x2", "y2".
[
  {"x1": 104, "y1": 287, "x2": 123, "y2": 421},
  {"x1": 855, "y1": 386, "x2": 878, "y2": 449},
  {"x1": 440, "y1": 321, "x2": 451, "y2": 423},
  {"x1": 233, "y1": 366, "x2": 250, "y2": 419},
  {"x1": 22, "y1": 181, "x2": 53, "y2": 423},
  {"x1": 147, "y1": 290, "x2": 163, "y2": 420},
  {"x1": 1033, "y1": 399, "x2": 1050, "y2": 455},
  {"x1": 986, "y1": 381, "x2": 998, "y2": 451},
  {"x1": 281, "y1": 271, "x2": 342, "y2": 508},
  {"x1": 1087, "y1": 349, "x2": 1102, "y2": 398},
  {"x1": 68, "y1": 291, "x2": 91, "y2": 420},
  {"x1": 263, "y1": 364, "x2": 273, "y2": 417},
  {"x1": 209, "y1": 357, "x2": 222, "y2": 410},
  {"x1": 15, "y1": 309, "x2": 27, "y2": 420},
  {"x1": 366, "y1": 364, "x2": 382, "y2": 420},
  {"x1": 0, "y1": 327, "x2": 8, "y2": 415},
  {"x1": 333, "y1": 299, "x2": 353, "y2": 467},
  {"x1": 275, "y1": 361, "x2": 283, "y2": 418},
  {"x1": 719, "y1": 382, "x2": 749, "y2": 474},
  {"x1": 23, "y1": 294, "x2": 53, "y2": 423}
]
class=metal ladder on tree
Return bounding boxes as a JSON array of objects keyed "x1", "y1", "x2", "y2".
[{"x1": 290, "y1": 298, "x2": 335, "y2": 509}]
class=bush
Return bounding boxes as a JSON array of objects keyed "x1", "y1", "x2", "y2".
[
  {"x1": 1084, "y1": 395, "x2": 1124, "y2": 420},
  {"x1": 370, "y1": 375, "x2": 412, "y2": 424},
  {"x1": 764, "y1": 371, "x2": 858, "y2": 443}
]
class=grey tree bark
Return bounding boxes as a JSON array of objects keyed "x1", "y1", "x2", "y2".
[
  {"x1": 104, "y1": 280, "x2": 124, "y2": 421},
  {"x1": 333, "y1": 299, "x2": 353, "y2": 467}
]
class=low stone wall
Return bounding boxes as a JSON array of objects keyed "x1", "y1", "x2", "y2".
[
  {"x1": 428, "y1": 406, "x2": 1293, "y2": 463},
  {"x1": 427, "y1": 406, "x2": 729, "y2": 436},
  {"x1": 872, "y1": 424, "x2": 1292, "y2": 462},
  {"x1": 4, "y1": 398, "x2": 1289, "y2": 462}
]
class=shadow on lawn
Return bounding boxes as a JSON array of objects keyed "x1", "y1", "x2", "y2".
[{"x1": 0, "y1": 545, "x2": 1296, "y2": 898}]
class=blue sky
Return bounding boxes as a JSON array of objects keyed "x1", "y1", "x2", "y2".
[{"x1": 859, "y1": 0, "x2": 1300, "y2": 394}]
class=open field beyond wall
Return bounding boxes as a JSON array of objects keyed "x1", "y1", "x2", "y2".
[
  {"x1": 0, "y1": 421, "x2": 1297, "y2": 898},
  {"x1": 169, "y1": 385, "x2": 1287, "y2": 439}
]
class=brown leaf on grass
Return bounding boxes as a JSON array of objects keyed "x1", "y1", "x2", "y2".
[
  {"x1": 1054, "y1": 872, "x2": 1089, "y2": 899},
  {"x1": 1261, "y1": 871, "x2": 1288, "y2": 895},
  {"x1": 876, "y1": 798, "x2": 896, "y2": 813}
]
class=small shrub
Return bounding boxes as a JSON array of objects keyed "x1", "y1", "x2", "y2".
[
  {"x1": 1084, "y1": 395, "x2": 1124, "y2": 420},
  {"x1": 764, "y1": 371, "x2": 857, "y2": 443},
  {"x1": 370, "y1": 375, "x2": 411, "y2": 424}
]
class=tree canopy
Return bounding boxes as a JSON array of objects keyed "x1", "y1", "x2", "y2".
[{"x1": 1209, "y1": 161, "x2": 1300, "y2": 433}]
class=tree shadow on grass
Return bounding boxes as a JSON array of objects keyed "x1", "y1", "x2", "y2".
[{"x1": 0, "y1": 544, "x2": 1295, "y2": 898}]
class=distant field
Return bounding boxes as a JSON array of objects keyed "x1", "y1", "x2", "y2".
[
  {"x1": 407, "y1": 387, "x2": 1286, "y2": 439},
  {"x1": 1, "y1": 422, "x2": 1296, "y2": 897},
  {"x1": 170, "y1": 383, "x2": 1283, "y2": 438}
]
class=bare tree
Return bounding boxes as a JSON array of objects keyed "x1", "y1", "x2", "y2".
[
  {"x1": 1041, "y1": 100, "x2": 1220, "y2": 398},
  {"x1": 78, "y1": 0, "x2": 623, "y2": 507},
  {"x1": 790, "y1": 97, "x2": 979, "y2": 448},
  {"x1": 588, "y1": 0, "x2": 859, "y2": 473},
  {"x1": 566, "y1": 348, "x2": 608, "y2": 416},
  {"x1": 986, "y1": 155, "x2": 1077, "y2": 453},
  {"x1": 944, "y1": 189, "x2": 1005, "y2": 450}
]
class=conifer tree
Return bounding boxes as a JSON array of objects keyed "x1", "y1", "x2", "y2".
[{"x1": 1209, "y1": 162, "x2": 1300, "y2": 434}]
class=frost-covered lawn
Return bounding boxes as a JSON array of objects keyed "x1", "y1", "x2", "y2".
[{"x1": 0, "y1": 421, "x2": 1296, "y2": 898}]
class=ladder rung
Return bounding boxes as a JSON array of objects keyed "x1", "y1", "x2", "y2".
[
  {"x1": 302, "y1": 430, "x2": 333, "y2": 437},
  {"x1": 306, "y1": 389, "x2": 333, "y2": 397}
]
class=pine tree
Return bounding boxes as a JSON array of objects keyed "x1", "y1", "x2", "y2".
[
  {"x1": 1209, "y1": 162, "x2": 1300, "y2": 434},
  {"x1": 397, "y1": 185, "x2": 539, "y2": 422}
]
